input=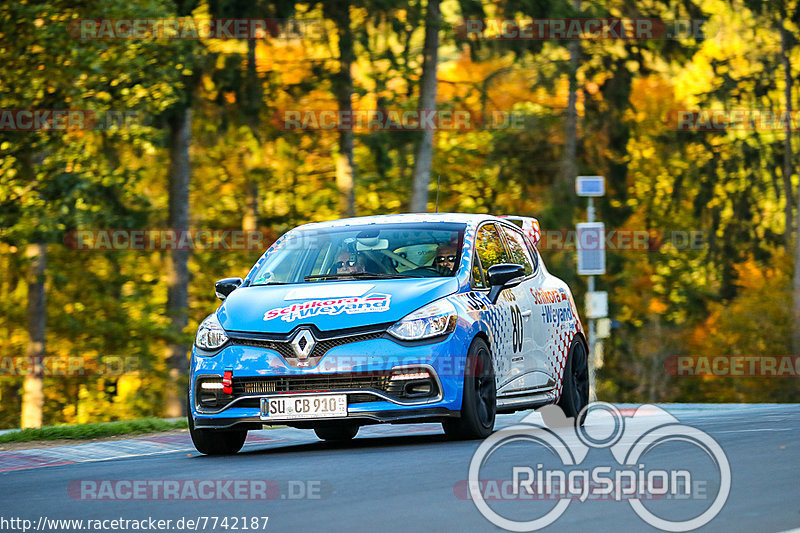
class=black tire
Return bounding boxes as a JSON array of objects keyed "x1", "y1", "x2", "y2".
[
  {"x1": 188, "y1": 397, "x2": 247, "y2": 455},
  {"x1": 557, "y1": 338, "x2": 590, "y2": 425},
  {"x1": 313, "y1": 423, "x2": 359, "y2": 441},
  {"x1": 443, "y1": 338, "x2": 496, "y2": 440}
]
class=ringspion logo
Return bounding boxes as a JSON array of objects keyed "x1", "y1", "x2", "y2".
[{"x1": 468, "y1": 403, "x2": 730, "y2": 531}]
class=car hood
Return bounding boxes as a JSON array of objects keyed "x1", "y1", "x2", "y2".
[{"x1": 217, "y1": 277, "x2": 459, "y2": 334}]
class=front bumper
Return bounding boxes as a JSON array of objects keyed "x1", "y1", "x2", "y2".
[
  {"x1": 192, "y1": 407, "x2": 457, "y2": 430},
  {"x1": 189, "y1": 329, "x2": 471, "y2": 429}
]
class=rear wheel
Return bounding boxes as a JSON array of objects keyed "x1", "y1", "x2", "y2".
[
  {"x1": 188, "y1": 394, "x2": 247, "y2": 455},
  {"x1": 557, "y1": 338, "x2": 590, "y2": 425},
  {"x1": 443, "y1": 338, "x2": 496, "y2": 440},
  {"x1": 314, "y1": 423, "x2": 359, "y2": 441}
]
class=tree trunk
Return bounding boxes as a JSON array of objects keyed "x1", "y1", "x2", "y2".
[
  {"x1": 560, "y1": 0, "x2": 581, "y2": 208},
  {"x1": 781, "y1": 14, "x2": 800, "y2": 356},
  {"x1": 410, "y1": 0, "x2": 441, "y2": 213},
  {"x1": 330, "y1": 4, "x2": 357, "y2": 218},
  {"x1": 795, "y1": 216, "x2": 800, "y2": 356},
  {"x1": 780, "y1": 17, "x2": 794, "y2": 247},
  {"x1": 562, "y1": 55, "x2": 578, "y2": 185},
  {"x1": 243, "y1": 38, "x2": 260, "y2": 233},
  {"x1": 21, "y1": 242, "x2": 46, "y2": 428},
  {"x1": 165, "y1": 107, "x2": 191, "y2": 418}
]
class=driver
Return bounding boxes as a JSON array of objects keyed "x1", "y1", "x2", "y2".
[
  {"x1": 434, "y1": 242, "x2": 457, "y2": 275},
  {"x1": 334, "y1": 250, "x2": 365, "y2": 274}
]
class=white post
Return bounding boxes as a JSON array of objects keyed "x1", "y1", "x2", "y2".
[{"x1": 587, "y1": 197, "x2": 597, "y2": 401}]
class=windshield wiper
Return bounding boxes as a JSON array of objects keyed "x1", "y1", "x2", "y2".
[
  {"x1": 251, "y1": 281, "x2": 289, "y2": 286},
  {"x1": 304, "y1": 272, "x2": 408, "y2": 281}
]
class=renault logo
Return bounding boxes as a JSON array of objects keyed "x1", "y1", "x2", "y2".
[{"x1": 290, "y1": 329, "x2": 316, "y2": 360}]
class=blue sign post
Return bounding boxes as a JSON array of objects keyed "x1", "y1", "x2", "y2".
[{"x1": 576, "y1": 176, "x2": 606, "y2": 402}]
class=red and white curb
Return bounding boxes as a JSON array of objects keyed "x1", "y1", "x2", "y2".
[
  {"x1": 0, "y1": 404, "x2": 692, "y2": 474},
  {"x1": 0, "y1": 433, "x2": 282, "y2": 473}
]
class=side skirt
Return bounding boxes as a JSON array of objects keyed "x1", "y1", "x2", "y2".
[{"x1": 496, "y1": 390, "x2": 554, "y2": 414}]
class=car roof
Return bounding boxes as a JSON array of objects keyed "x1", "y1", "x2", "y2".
[{"x1": 296, "y1": 213, "x2": 506, "y2": 230}]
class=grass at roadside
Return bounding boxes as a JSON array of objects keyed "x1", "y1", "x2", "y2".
[{"x1": 0, "y1": 418, "x2": 188, "y2": 443}]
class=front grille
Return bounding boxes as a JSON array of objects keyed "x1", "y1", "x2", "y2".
[
  {"x1": 232, "y1": 338, "x2": 295, "y2": 358},
  {"x1": 241, "y1": 381, "x2": 278, "y2": 394},
  {"x1": 347, "y1": 393, "x2": 379, "y2": 403},
  {"x1": 232, "y1": 373, "x2": 391, "y2": 396}
]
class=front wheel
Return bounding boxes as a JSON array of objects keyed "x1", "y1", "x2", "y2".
[
  {"x1": 557, "y1": 338, "x2": 590, "y2": 425},
  {"x1": 443, "y1": 338, "x2": 496, "y2": 440}
]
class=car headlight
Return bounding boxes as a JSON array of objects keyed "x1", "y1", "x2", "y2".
[
  {"x1": 388, "y1": 299, "x2": 457, "y2": 341},
  {"x1": 195, "y1": 313, "x2": 229, "y2": 351}
]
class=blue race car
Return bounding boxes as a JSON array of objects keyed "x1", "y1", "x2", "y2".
[{"x1": 189, "y1": 214, "x2": 589, "y2": 454}]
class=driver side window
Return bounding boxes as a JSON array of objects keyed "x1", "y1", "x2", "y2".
[
  {"x1": 474, "y1": 224, "x2": 510, "y2": 287},
  {"x1": 500, "y1": 225, "x2": 534, "y2": 276}
]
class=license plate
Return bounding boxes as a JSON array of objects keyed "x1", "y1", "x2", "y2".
[{"x1": 260, "y1": 394, "x2": 348, "y2": 421}]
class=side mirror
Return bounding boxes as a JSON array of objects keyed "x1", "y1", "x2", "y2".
[
  {"x1": 215, "y1": 277, "x2": 243, "y2": 300},
  {"x1": 487, "y1": 264, "x2": 525, "y2": 304}
]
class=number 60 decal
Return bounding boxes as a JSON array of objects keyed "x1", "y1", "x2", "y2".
[{"x1": 510, "y1": 304, "x2": 523, "y2": 353}]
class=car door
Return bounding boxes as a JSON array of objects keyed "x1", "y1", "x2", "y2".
[
  {"x1": 472, "y1": 223, "x2": 527, "y2": 389},
  {"x1": 524, "y1": 242, "x2": 574, "y2": 390},
  {"x1": 496, "y1": 223, "x2": 553, "y2": 394}
]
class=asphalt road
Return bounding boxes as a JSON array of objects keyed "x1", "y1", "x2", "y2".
[{"x1": 1, "y1": 404, "x2": 798, "y2": 533}]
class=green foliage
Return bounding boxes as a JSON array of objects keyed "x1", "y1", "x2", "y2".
[{"x1": 0, "y1": 418, "x2": 187, "y2": 443}]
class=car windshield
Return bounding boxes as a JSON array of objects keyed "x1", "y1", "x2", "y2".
[{"x1": 250, "y1": 223, "x2": 466, "y2": 285}]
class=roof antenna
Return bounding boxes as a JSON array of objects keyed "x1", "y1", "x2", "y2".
[{"x1": 434, "y1": 174, "x2": 441, "y2": 213}]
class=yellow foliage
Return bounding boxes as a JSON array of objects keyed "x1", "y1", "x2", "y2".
[{"x1": 649, "y1": 299, "x2": 668, "y2": 314}]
